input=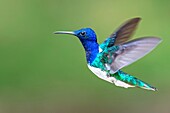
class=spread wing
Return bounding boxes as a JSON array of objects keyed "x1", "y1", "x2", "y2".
[
  {"x1": 100, "y1": 17, "x2": 141, "y2": 49},
  {"x1": 107, "y1": 37, "x2": 162, "y2": 74},
  {"x1": 99, "y1": 18, "x2": 162, "y2": 74}
]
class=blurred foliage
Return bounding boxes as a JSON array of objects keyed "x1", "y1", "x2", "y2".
[{"x1": 0, "y1": 0, "x2": 169, "y2": 113}]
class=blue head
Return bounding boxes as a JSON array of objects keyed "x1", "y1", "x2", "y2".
[
  {"x1": 54, "y1": 28, "x2": 99, "y2": 64},
  {"x1": 74, "y1": 28, "x2": 97, "y2": 41}
]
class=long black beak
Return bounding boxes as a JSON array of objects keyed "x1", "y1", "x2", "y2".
[{"x1": 54, "y1": 31, "x2": 75, "y2": 35}]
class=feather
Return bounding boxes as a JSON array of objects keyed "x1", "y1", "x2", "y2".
[
  {"x1": 100, "y1": 18, "x2": 141, "y2": 49},
  {"x1": 112, "y1": 17, "x2": 141, "y2": 45},
  {"x1": 109, "y1": 37, "x2": 162, "y2": 74}
]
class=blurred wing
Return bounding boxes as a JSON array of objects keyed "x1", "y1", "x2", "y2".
[
  {"x1": 109, "y1": 37, "x2": 162, "y2": 74},
  {"x1": 112, "y1": 17, "x2": 141, "y2": 45},
  {"x1": 100, "y1": 18, "x2": 141, "y2": 49}
]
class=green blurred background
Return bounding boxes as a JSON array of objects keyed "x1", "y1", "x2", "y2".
[{"x1": 0, "y1": 0, "x2": 169, "y2": 113}]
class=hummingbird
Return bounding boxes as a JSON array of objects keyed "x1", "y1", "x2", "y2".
[{"x1": 54, "y1": 18, "x2": 162, "y2": 91}]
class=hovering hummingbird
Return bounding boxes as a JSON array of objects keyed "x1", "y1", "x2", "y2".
[{"x1": 54, "y1": 18, "x2": 162, "y2": 91}]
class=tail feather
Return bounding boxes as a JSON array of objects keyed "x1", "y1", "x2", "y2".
[{"x1": 111, "y1": 70, "x2": 157, "y2": 91}]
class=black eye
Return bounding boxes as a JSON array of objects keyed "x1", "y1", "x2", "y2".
[{"x1": 80, "y1": 31, "x2": 86, "y2": 36}]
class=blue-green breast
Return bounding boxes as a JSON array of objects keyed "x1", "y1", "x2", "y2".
[{"x1": 90, "y1": 45, "x2": 119, "y2": 71}]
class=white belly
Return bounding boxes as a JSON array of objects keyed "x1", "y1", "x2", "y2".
[{"x1": 87, "y1": 65, "x2": 134, "y2": 88}]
